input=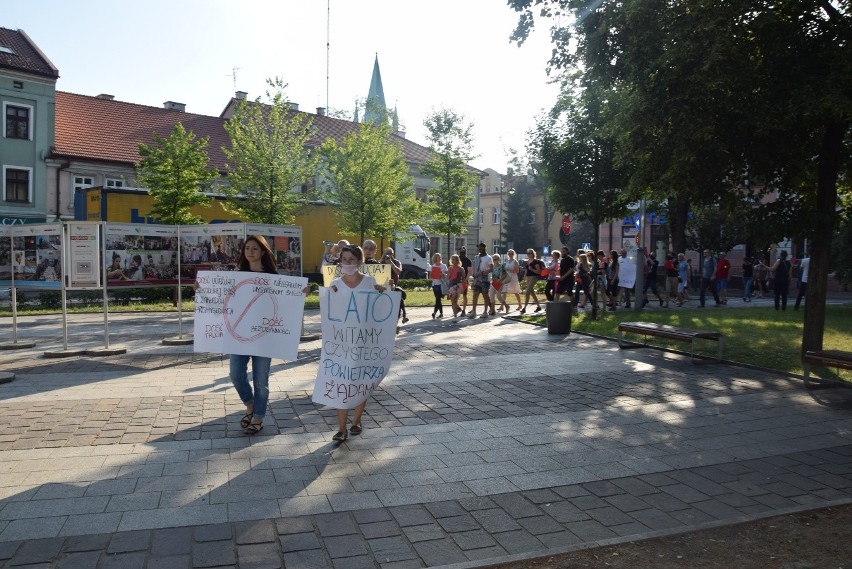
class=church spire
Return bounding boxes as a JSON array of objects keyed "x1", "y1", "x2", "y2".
[{"x1": 364, "y1": 54, "x2": 387, "y2": 125}]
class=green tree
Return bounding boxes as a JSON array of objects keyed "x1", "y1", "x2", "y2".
[
  {"x1": 421, "y1": 108, "x2": 479, "y2": 259},
  {"x1": 510, "y1": 0, "x2": 851, "y2": 352},
  {"x1": 222, "y1": 78, "x2": 319, "y2": 224},
  {"x1": 319, "y1": 122, "x2": 419, "y2": 243},
  {"x1": 136, "y1": 123, "x2": 216, "y2": 225},
  {"x1": 527, "y1": 86, "x2": 628, "y2": 251}
]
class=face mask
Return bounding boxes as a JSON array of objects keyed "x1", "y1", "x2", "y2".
[{"x1": 340, "y1": 264, "x2": 359, "y2": 275}]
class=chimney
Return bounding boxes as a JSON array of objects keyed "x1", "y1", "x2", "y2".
[
  {"x1": 285, "y1": 101, "x2": 299, "y2": 111},
  {"x1": 393, "y1": 129, "x2": 406, "y2": 139},
  {"x1": 163, "y1": 101, "x2": 186, "y2": 112},
  {"x1": 316, "y1": 107, "x2": 326, "y2": 116},
  {"x1": 96, "y1": 94, "x2": 114, "y2": 100},
  {"x1": 235, "y1": 91, "x2": 247, "y2": 100}
]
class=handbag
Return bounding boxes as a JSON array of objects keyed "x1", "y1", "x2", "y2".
[{"x1": 440, "y1": 275, "x2": 450, "y2": 296}]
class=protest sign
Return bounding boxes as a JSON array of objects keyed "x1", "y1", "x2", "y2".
[
  {"x1": 619, "y1": 255, "x2": 637, "y2": 289},
  {"x1": 312, "y1": 286, "x2": 400, "y2": 409},
  {"x1": 193, "y1": 270, "x2": 308, "y2": 361},
  {"x1": 322, "y1": 263, "x2": 391, "y2": 287}
]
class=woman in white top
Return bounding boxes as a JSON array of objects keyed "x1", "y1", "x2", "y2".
[
  {"x1": 429, "y1": 253, "x2": 447, "y2": 318},
  {"x1": 328, "y1": 244, "x2": 386, "y2": 441},
  {"x1": 502, "y1": 249, "x2": 523, "y2": 311}
]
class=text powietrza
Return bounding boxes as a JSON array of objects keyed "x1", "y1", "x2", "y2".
[{"x1": 312, "y1": 287, "x2": 400, "y2": 409}]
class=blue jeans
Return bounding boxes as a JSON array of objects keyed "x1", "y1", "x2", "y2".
[
  {"x1": 229, "y1": 354, "x2": 272, "y2": 420},
  {"x1": 742, "y1": 277, "x2": 753, "y2": 299}
]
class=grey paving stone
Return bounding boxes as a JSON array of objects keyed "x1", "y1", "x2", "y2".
[
  {"x1": 279, "y1": 531, "x2": 321, "y2": 552},
  {"x1": 412, "y1": 538, "x2": 466, "y2": 566},
  {"x1": 152, "y1": 527, "x2": 193, "y2": 556},
  {"x1": 612, "y1": 477, "x2": 660, "y2": 496},
  {"x1": 661, "y1": 483, "x2": 713, "y2": 504},
  {"x1": 424, "y1": 500, "x2": 466, "y2": 519},
  {"x1": 388, "y1": 505, "x2": 433, "y2": 527},
  {"x1": 0, "y1": 540, "x2": 20, "y2": 560},
  {"x1": 489, "y1": 529, "x2": 545, "y2": 555},
  {"x1": 193, "y1": 539, "x2": 236, "y2": 567},
  {"x1": 516, "y1": 515, "x2": 565, "y2": 535},
  {"x1": 360, "y1": 521, "x2": 400, "y2": 539},
  {"x1": 401, "y1": 523, "x2": 444, "y2": 543},
  {"x1": 234, "y1": 520, "x2": 276, "y2": 544},
  {"x1": 585, "y1": 506, "x2": 637, "y2": 527},
  {"x1": 489, "y1": 493, "x2": 542, "y2": 518},
  {"x1": 435, "y1": 514, "x2": 479, "y2": 533},
  {"x1": 315, "y1": 512, "x2": 357, "y2": 537},
  {"x1": 282, "y1": 548, "x2": 329, "y2": 569},
  {"x1": 630, "y1": 507, "x2": 688, "y2": 530},
  {"x1": 471, "y1": 508, "x2": 522, "y2": 533},
  {"x1": 367, "y1": 536, "x2": 417, "y2": 562},
  {"x1": 324, "y1": 534, "x2": 369, "y2": 559},
  {"x1": 537, "y1": 530, "x2": 583, "y2": 549},
  {"x1": 146, "y1": 555, "x2": 192, "y2": 569},
  {"x1": 9, "y1": 537, "x2": 64, "y2": 565},
  {"x1": 274, "y1": 517, "x2": 314, "y2": 535},
  {"x1": 108, "y1": 530, "x2": 151, "y2": 553},
  {"x1": 457, "y1": 495, "x2": 497, "y2": 511},
  {"x1": 194, "y1": 523, "x2": 233, "y2": 542},
  {"x1": 331, "y1": 555, "x2": 376, "y2": 569},
  {"x1": 564, "y1": 519, "x2": 618, "y2": 541},
  {"x1": 582, "y1": 480, "x2": 628, "y2": 497},
  {"x1": 102, "y1": 551, "x2": 146, "y2": 569},
  {"x1": 63, "y1": 533, "x2": 111, "y2": 553},
  {"x1": 235, "y1": 542, "x2": 282, "y2": 569}
]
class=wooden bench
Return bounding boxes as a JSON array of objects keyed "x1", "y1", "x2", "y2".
[
  {"x1": 802, "y1": 350, "x2": 852, "y2": 388},
  {"x1": 618, "y1": 321, "x2": 723, "y2": 363}
]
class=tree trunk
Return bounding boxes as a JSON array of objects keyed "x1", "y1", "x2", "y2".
[
  {"x1": 670, "y1": 196, "x2": 690, "y2": 254},
  {"x1": 802, "y1": 121, "x2": 846, "y2": 355}
]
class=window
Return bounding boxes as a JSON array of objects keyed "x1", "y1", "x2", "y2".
[
  {"x1": 73, "y1": 176, "x2": 94, "y2": 192},
  {"x1": 4, "y1": 104, "x2": 31, "y2": 139},
  {"x1": 4, "y1": 167, "x2": 31, "y2": 203},
  {"x1": 492, "y1": 207, "x2": 500, "y2": 225},
  {"x1": 479, "y1": 208, "x2": 484, "y2": 225},
  {"x1": 529, "y1": 210, "x2": 537, "y2": 224},
  {"x1": 492, "y1": 239, "x2": 500, "y2": 252},
  {"x1": 105, "y1": 178, "x2": 126, "y2": 189}
]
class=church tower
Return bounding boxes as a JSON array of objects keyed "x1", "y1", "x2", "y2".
[{"x1": 364, "y1": 54, "x2": 387, "y2": 125}]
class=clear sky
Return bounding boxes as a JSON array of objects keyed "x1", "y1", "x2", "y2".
[{"x1": 5, "y1": 0, "x2": 562, "y2": 172}]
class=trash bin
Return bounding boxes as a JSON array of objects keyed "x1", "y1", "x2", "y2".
[{"x1": 545, "y1": 301, "x2": 572, "y2": 334}]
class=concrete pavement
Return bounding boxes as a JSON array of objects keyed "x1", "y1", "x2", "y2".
[{"x1": 0, "y1": 305, "x2": 850, "y2": 568}]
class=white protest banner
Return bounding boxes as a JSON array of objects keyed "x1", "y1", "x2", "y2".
[
  {"x1": 312, "y1": 286, "x2": 400, "y2": 409},
  {"x1": 322, "y1": 263, "x2": 391, "y2": 287},
  {"x1": 193, "y1": 270, "x2": 308, "y2": 361},
  {"x1": 619, "y1": 255, "x2": 637, "y2": 289}
]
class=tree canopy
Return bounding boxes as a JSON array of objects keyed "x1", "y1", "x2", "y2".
[
  {"x1": 136, "y1": 123, "x2": 216, "y2": 225},
  {"x1": 222, "y1": 78, "x2": 319, "y2": 225},
  {"x1": 319, "y1": 122, "x2": 420, "y2": 244},
  {"x1": 421, "y1": 108, "x2": 480, "y2": 259}
]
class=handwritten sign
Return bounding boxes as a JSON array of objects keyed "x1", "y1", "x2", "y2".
[
  {"x1": 193, "y1": 270, "x2": 308, "y2": 361},
  {"x1": 321, "y1": 263, "x2": 391, "y2": 287},
  {"x1": 312, "y1": 286, "x2": 400, "y2": 409}
]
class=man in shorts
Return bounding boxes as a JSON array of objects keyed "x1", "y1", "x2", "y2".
[{"x1": 468, "y1": 243, "x2": 494, "y2": 318}]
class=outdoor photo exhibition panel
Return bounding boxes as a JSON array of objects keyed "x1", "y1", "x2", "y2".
[
  {"x1": 10, "y1": 224, "x2": 63, "y2": 289},
  {"x1": 104, "y1": 223, "x2": 179, "y2": 286},
  {"x1": 245, "y1": 223, "x2": 302, "y2": 276},
  {"x1": 177, "y1": 224, "x2": 245, "y2": 283}
]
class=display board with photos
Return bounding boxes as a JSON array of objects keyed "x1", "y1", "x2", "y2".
[
  {"x1": 11, "y1": 224, "x2": 63, "y2": 288},
  {"x1": 245, "y1": 223, "x2": 302, "y2": 276},
  {"x1": 104, "y1": 223, "x2": 179, "y2": 286},
  {"x1": 0, "y1": 226, "x2": 11, "y2": 285},
  {"x1": 178, "y1": 224, "x2": 245, "y2": 282}
]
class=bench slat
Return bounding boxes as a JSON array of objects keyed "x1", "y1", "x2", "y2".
[{"x1": 618, "y1": 321, "x2": 723, "y2": 364}]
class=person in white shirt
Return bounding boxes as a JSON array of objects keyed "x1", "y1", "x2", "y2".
[{"x1": 794, "y1": 256, "x2": 810, "y2": 310}]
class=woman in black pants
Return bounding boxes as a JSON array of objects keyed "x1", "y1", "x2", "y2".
[
  {"x1": 770, "y1": 250, "x2": 792, "y2": 311},
  {"x1": 429, "y1": 253, "x2": 446, "y2": 318}
]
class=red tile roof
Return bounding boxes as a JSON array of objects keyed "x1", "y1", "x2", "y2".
[
  {"x1": 53, "y1": 92, "x2": 437, "y2": 172},
  {"x1": 0, "y1": 28, "x2": 59, "y2": 79}
]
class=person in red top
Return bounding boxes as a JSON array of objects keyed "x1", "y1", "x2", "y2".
[{"x1": 714, "y1": 252, "x2": 732, "y2": 304}]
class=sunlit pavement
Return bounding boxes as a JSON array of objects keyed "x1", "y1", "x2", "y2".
[{"x1": 0, "y1": 302, "x2": 850, "y2": 568}]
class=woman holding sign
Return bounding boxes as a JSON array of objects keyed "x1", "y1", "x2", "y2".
[
  {"x1": 228, "y1": 236, "x2": 280, "y2": 435},
  {"x1": 328, "y1": 245, "x2": 386, "y2": 441}
]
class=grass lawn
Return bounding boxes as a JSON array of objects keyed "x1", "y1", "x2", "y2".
[{"x1": 515, "y1": 303, "x2": 852, "y2": 379}]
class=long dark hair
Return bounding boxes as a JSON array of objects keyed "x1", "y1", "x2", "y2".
[{"x1": 237, "y1": 236, "x2": 278, "y2": 274}]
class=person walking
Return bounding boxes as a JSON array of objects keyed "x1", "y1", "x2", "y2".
[
  {"x1": 458, "y1": 247, "x2": 472, "y2": 315},
  {"x1": 555, "y1": 246, "x2": 576, "y2": 302},
  {"x1": 468, "y1": 243, "x2": 494, "y2": 318},
  {"x1": 489, "y1": 254, "x2": 508, "y2": 314},
  {"x1": 699, "y1": 249, "x2": 721, "y2": 307},
  {"x1": 715, "y1": 252, "x2": 731, "y2": 304},
  {"x1": 544, "y1": 250, "x2": 561, "y2": 302},
  {"x1": 447, "y1": 254, "x2": 467, "y2": 320},
  {"x1": 502, "y1": 249, "x2": 523, "y2": 311},
  {"x1": 573, "y1": 253, "x2": 593, "y2": 314},
  {"x1": 606, "y1": 250, "x2": 620, "y2": 311},
  {"x1": 642, "y1": 251, "x2": 664, "y2": 307},
  {"x1": 771, "y1": 250, "x2": 793, "y2": 311},
  {"x1": 663, "y1": 254, "x2": 678, "y2": 308},
  {"x1": 741, "y1": 256, "x2": 754, "y2": 302},
  {"x1": 429, "y1": 253, "x2": 447, "y2": 318},
  {"x1": 794, "y1": 255, "x2": 810, "y2": 310},
  {"x1": 519, "y1": 249, "x2": 544, "y2": 314},
  {"x1": 677, "y1": 253, "x2": 690, "y2": 306},
  {"x1": 328, "y1": 244, "x2": 386, "y2": 441},
  {"x1": 754, "y1": 258, "x2": 769, "y2": 298}
]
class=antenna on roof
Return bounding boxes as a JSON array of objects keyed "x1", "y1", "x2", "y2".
[
  {"x1": 229, "y1": 67, "x2": 243, "y2": 93},
  {"x1": 326, "y1": 0, "x2": 330, "y2": 110}
]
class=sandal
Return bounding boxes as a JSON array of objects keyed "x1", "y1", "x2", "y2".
[
  {"x1": 244, "y1": 422, "x2": 263, "y2": 435},
  {"x1": 239, "y1": 413, "x2": 253, "y2": 429},
  {"x1": 332, "y1": 430, "x2": 348, "y2": 442},
  {"x1": 349, "y1": 424, "x2": 362, "y2": 436}
]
